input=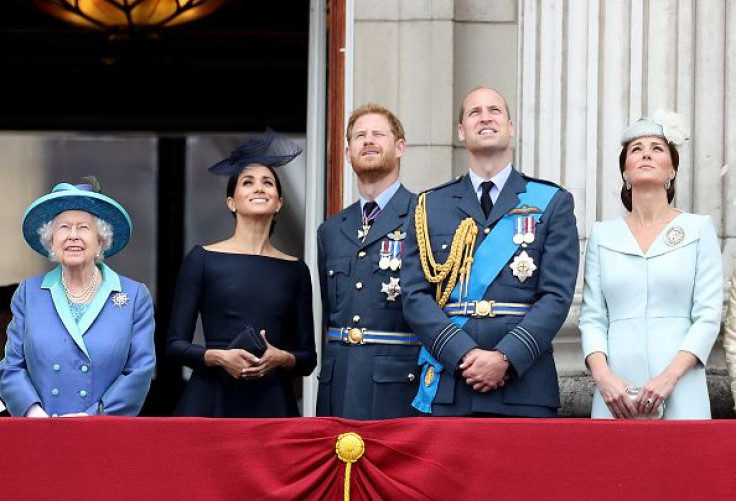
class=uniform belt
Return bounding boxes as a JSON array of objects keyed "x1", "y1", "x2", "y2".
[
  {"x1": 443, "y1": 300, "x2": 532, "y2": 318},
  {"x1": 327, "y1": 327, "x2": 421, "y2": 346}
]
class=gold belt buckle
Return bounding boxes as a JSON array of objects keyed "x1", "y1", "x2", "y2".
[
  {"x1": 473, "y1": 300, "x2": 495, "y2": 317},
  {"x1": 347, "y1": 327, "x2": 365, "y2": 344}
]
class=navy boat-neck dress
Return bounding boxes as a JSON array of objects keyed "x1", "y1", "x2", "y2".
[{"x1": 167, "y1": 245, "x2": 317, "y2": 417}]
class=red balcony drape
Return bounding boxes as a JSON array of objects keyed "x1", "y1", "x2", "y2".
[{"x1": 2, "y1": 417, "x2": 735, "y2": 500}]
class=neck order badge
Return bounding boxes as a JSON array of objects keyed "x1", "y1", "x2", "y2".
[{"x1": 358, "y1": 201, "x2": 380, "y2": 242}]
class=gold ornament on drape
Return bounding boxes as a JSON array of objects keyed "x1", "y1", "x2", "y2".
[{"x1": 335, "y1": 432, "x2": 365, "y2": 501}]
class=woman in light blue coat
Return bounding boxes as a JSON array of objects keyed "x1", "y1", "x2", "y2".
[
  {"x1": 0, "y1": 180, "x2": 155, "y2": 417},
  {"x1": 580, "y1": 112, "x2": 722, "y2": 419}
]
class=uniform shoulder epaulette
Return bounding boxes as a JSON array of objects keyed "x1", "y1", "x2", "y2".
[
  {"x1": 420, "y1": 174, "x2": 465, "y2": 196},
  {"x1": 521, "y1": 172, "x2": 567, "y2": 191}
]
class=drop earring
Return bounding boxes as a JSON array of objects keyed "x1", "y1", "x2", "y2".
[
  {"x1": 664, "y1": 177, "x2": 672, "y2": 190},
  {"x1": 624, "y1": 177, "x2": 632, "y2": 190}
]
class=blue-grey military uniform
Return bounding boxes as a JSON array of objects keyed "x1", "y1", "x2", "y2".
[
  {"x1": 316, "y1": 184, "x2": 421, "y2": 419},
  {"x1": 401, "y1": 169, "x2": 579, "y2": 417}
]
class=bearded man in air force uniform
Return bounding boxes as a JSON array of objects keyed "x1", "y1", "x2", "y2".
[{"x1": 316, "y1": 104, "x2": 421, "y2": 419}]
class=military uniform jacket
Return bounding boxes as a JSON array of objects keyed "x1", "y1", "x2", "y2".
[
  {"x1": 401, "y1": 169, "x2": 579, "y2": 417},
  {"x1": 316, "y1": 184, "x2": 421, "y2": 419}
]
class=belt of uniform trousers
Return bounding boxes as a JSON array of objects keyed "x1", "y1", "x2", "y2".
[
  {"x1": 442, "y1": 300, "x2": 532, "y2": 318},
  {"x1": 327, "y1": 327, "x2": 421, "y2": 345}
]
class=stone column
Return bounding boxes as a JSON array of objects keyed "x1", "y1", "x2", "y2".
[{"x1": 350, "y1": 0, "x2": 456, "y2": 199}]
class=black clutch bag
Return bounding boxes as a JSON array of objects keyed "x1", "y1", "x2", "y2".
[{"x1": 227, "y1": 324, "x2": 267, "y2": 358}]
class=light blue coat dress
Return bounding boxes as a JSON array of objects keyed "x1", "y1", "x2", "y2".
[
  {"x1": 580, "y1": 213, "x2": 723, "y2": 419},
  {"x1": 0, "y1": 264, "x2": 155, "y2": 416}
]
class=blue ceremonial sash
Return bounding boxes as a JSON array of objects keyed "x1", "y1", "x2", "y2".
[{"x1": 412, "y1": 181, "x2": 559, "y2": 413}]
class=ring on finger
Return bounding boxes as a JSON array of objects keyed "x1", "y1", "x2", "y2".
[{"x1": 645, "y1": 398, "x2": 654, "y2": 407}]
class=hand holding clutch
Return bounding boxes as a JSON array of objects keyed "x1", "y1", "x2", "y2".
[
  {"x1": 228, "y1": 323, "x2": 267, "y2": 358},
  {"x1": 626, "y1": 386, "x2": 665, "y2": 419}
]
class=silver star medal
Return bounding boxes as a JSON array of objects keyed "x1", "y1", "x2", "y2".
[
  {"x1": 111, "y1": 292, "x2": 129, "y2": 308},
  {"x1": 381, "y1": 277, "x2": 401, "y2": 301},
  {"x1": 509, "y1": 251, "x2": 537, "y2": 283}
]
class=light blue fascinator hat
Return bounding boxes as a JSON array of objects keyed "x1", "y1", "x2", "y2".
[
  {"x1": 620, "y1": 110, "x2": 690, "y2": 146},
  {"x1": 22, "y1": 181, "x2": 132, "y2": 258}
]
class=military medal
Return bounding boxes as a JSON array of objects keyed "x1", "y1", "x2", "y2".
[
  {"x1": 389, "y1": 242, "x2": 404, "y2": 271},
  {"x1": 522, "y1": 216, "x2": 536, "y2": 245},
  {"x1": 379, "y1": 241, "x2": 391, "y2": 270},
  {"x1": 513, "y1": 216, "x2": 536, "y2": 247},
  {"x1": 381, "y1": 277, "x2": 401, "y2": 301},
  {"x1": 513, "y1": 217, "x2": 525, "y2": 245},
  {"x1": 509, "y1": 250, "x2": 537, "y2": 283},
  {"x1": 665, "y1": 225, "x2": 685, "y2": 246},
  {"x1": 387, "y1": 230, "x2": 406, "y2": 271},
  {"x1": 389, "y1": 256, "x2": 401, "y2": 271}
]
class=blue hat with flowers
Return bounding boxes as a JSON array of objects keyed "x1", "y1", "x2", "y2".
[
  {"x1": 22, "y1": 181, "x2": 132, "y2": 258},
  {"x1": 207, "y1": 127, "x2": 303, "y2": 176}
]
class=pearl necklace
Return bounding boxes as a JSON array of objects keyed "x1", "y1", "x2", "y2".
[{"x1": 62, "y1": 267, "x2": 100, "y2": 304}]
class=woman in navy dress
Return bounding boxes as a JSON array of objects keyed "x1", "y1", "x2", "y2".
[{"x1": 167, "y1": 129, "x2": 317, "y2": 417}]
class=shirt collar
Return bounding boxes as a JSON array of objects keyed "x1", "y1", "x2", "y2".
[
  {"x1": 468, "y1": 163, "x2": 513, "y2": 202},
  {"x1": 360, "y1": 179, "x2": 401, "y2": 212}
]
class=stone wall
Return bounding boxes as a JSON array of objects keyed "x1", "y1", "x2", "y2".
[{"x1": 559, "y1": 370, "x2": 735, "y2": 419}]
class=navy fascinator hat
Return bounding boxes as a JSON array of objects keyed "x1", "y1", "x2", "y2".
[{"x1": 208, "y1": 127, "x2": 303, "y2": 176}]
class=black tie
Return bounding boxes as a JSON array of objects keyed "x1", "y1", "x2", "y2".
[{"x1": 480, "y1": 181, "x2": 494, "y2": 218}]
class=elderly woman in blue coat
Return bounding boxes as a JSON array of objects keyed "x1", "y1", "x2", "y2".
[
  {"x1": 0, "y1": 180, "x2": 155, "y2": 417},
  {"x1": 580, "y1": 112, "x2": 723, "y2": 419}
]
